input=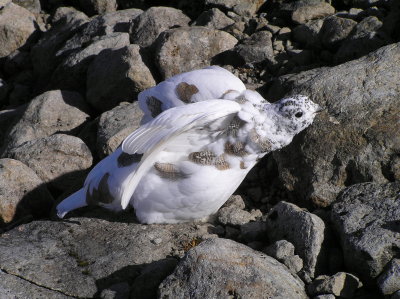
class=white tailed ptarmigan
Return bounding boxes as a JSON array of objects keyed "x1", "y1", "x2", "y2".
[{"x1": 56, "y1": 66, "x2": 321, "y2": 224}]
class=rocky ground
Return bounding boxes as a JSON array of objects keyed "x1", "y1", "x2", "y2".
[{"x1": 0, "y1": 0, "x2": 399, "y2": 298}]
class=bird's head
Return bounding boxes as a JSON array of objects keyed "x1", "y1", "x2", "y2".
[{"x1": 273, "y1": 95, "x2": 322, "y2": 135}]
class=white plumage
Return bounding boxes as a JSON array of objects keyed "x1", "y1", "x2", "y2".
[{"x1": 57, "y1": 66, "x2": 321, "y2": 224}]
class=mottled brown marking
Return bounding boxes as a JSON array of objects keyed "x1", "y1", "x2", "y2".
[
  {"x1": 117, "y1": 152, "x2": 142, "y2": 168},
  {"x1": 214, "y1": 154, "x2": 230, "y2": 170},
  {"x1": 188, "y1": 150, "x2": 216, "y2": 165},
  {"x1": 240, "y1": 161, "x2": 246, "y2": 169},
  {"x1": 235, "y1": 95, "x2": 248, "y2": 104},
  {"x1": 224, "y1": 141, "x2": 248, "y2": 157},
  {"x1": 154, "y1": 162, "x2": 185, "y2": 180},
  {"x1": 86, "y1": 173, "x2": 114, "y2": 205},
  {"x1": 176, "y1": 82, "x2": 199, "y2": 103},
  {"x1": 147, "y1": 96, "x2": 162, "y2": 118},
  {"x1": 226, "y1": 115, "x2": 245, "y2": 137},
  {"x1": 250, "y1": 129, "x2": 272, "y2": 152}
]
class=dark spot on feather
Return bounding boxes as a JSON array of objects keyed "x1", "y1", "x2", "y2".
[
  {"x1": 117, "y1": 152, "x2": 142, "y2": 168},
  {"x1": 147, "y1": 96, "x2": 162, "y2": 118},
  {"x1": 214, "y1": 154, "x2": 230, "y2": 170},
  {"x1": 225, "y1": 141, "x2": 248, "y2": 157},
  {"x1": 189, "y1": 150, "x2": 216, "y2": 165},
  {"x1": 86, "y1": 173, "x2": 114, "y2": 205},
  {"x1": 226, "y1": 115, "x2": 246, "y2": 137},
  {"x1": 176, "y1": 82, "x2": 199, "y2": 103}
]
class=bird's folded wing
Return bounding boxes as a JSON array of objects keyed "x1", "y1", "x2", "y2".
[{"x1": 119, "y1": 99, "x2": 241, "y2": 209}]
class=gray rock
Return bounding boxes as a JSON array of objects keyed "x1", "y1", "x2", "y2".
[
  {"x1": 308, "y1": 272, "x2": 362, "y2": 298},
  {"x1": 264, "y1": 240, "x2": 296, "y2": 260},
  {"x1": 377, "y1": 258, "x2": 400, "y2": 295},
  {"x1": 56, "y1": 8, "x2": 142, "y2": 63},
  {"x1": 331, "y1": 182, "x2": 400, "y2": 284},
  {"x1": 268, "y1": 43, "x2": 400, "y2": 207},
  {"x1": 3, "y1": 49, "x2": 31, "y2": 76},
  {"x1": 266, "y1": 201, "x2": 326, "y2": 278},
  {"x1": 222, "y1": 194, "x2": 246, "y2": 210},
  {"x1": 31, "y1": 7, "x2": 89, "y2": 86},
  {"x1": 319, "y1": 16, "x2": 357, "y2": 47},
  {"x1": 130, "y1": 258, "x2": 178, "y2": 299},
  {"x1": 159, "y1": 238, "x2": 308, "y2": 298},
  {"x1": 335, "y1": 16, "x2": 387, "y2": 63},
  {"x1": 130, "y1": 6, "x2": 190, "y2": 48},
  {"x1": 154, "y1": 26, "x2": 237, "y2": 79},
  {"x1": 205, "y1": 0, "x2": 266, "y2": 17},
  {"x1": 12, "y1": 0, "x2": 41, "y2": 14},
  {"x1": 6, "y1": 134, "x2": 93, "y2": 191},
  {"x1": 217, "y1": 206, "x2": 261, "y2": 226},
  {"x1": 271, "y1": 0, "x2": 335, "y2": 24},
  {"x1": 79, "y1": 0, "x2": 117, "y2": 16},
  {"x1": 50, "y1": 32, "x2": 130, "y2": 91},
  {"x1": 239, "y1": 221, "x2": 268, "y2": 243},
  {"x1": 86, "y1": 44, "x2": 155, "y2": 112},
  {"x1": 100, "y1": 282, "x2": 129, "y2": 299},
  {"x1": 282, "y1": 255, "x2": 304, "y2": 274},
  {"x1": 234, "y1": 30, "x2": 275, "y2": 64},
  {"x1": 1, "y1": 90, "x2": 90, "y2": 154},
  {"x1": 0, "y1": 158, "x2": 53, "y2": 224},
  {"x1": 0, "y1": 269, "x2": 73, "y2": 299},
  {"x1": 193, "y1": 8, "x2": 235, "y2": 29},
  {"x1": 0, "y1": 218, "x2": 213, "y2": 298},
  {"x1": 96, "y1": 101, "x2": 143, "y2": 157},
  {"x1": 292, "y1": 19, "x2": 324, "y2": 48},
  {"x1": 0, "y1": 106, "x2": 25, "y2": 149},
  {"x1": 0, "y1": 2, "x2": 37, "y2": 58}
]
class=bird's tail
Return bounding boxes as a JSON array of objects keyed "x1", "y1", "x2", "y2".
[{"x1": 56, "y1": 188, "x2": 87, "y2": 218}]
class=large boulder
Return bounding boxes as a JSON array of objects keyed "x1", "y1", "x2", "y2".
[
  {"x1": 86, "y1": 44, "x2": 156, "y2": 112},
  {"x1": 129, "y1": 6, "x2": 190, "y2": 48},
  {"x1": 0, "y1": 158, "x2": 53, "y2": 224},
  {"x1": 0, "y1": 2, "x2": 37, "y2": 58},
  {"x1": 6, "y1": 134, "x2": 93, "y2": 191},
  {"x1": 1, "y1": 90, "x2": 90, "y2": 154},
  {"x1": 154, "y1": 26, "x2": 238, "y2": 79},
  {"x1": 159, "y1": 238, "x2": 308, "y2": 298},
  {"x1": 0, "y1": 217, "x2": 214, "y2": 297},
  {"x1": 267, "y1": 42, "x2": 400, "y2": 207},
  {"x1": 331, "y1": 182, "x2": 400, "y2": 285}
]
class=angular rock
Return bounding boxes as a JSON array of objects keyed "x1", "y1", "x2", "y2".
[
  {"x1": 50, "y1": 32, "x2": 130, "y2": 91},
  {"x1": 0, "y1": 218, "x2": 213, "y2": 298},
  {"x1": 154, "y1": 26, "x2": 237, "y2": 79},
  {"x1": 86, "y1": 44, "x2": 155, "y2": 112},
  {"x1": 130, "y1": 6, "x2": 190, "y2": 48},
  {"x1": 319, "y1": 16, "x2": 357, "y2": 47},
  {"x1": 79, "y1": 0, "x2": 117, "y2": 16},
  {"x1": 1, "y1": 90, "x2": 90, "y2": 154},
  {"x1": 96, "y1": 101, "x2": 143, "y2": 157},
  {"x1": 0, "y1": 158, "x2": 53, "y2": 224},
  {"x1": 6, "y1": 134, "x2": 93, "y2": 191},
  {"x1": 335, "y1": 16, "x2": 387, "y2": 63},
  {"x1": 0, "y1": 2, "x2": 37, "y2": 58},
  {"x1": 308, "y1": 272, "x2": 362, "y2": 298},
  {"x1": 31, "y1": 7, "x2": 89, "y2": 86},
  {"x1": 205, "y1": 0, "x2": 266, "y2": 17},
  {"x1": 193, "y1": 8, "x2": 235, "y2": 29},
  {"x1": 217, "y1": 206, "x2": 261, "y2": 226},
  {"x1": 234, "y1": 30, "x2": 275, "y2": 64},
  {"x1": 268, "y1": 43, "x2": 400, "y2": 206},
  {"x1": 266, "y1": 201, "x2": 326, "y2": 278},
  {"x1": 377, "y1": 258, "x2": 400, "y2": 295},
  {"x1": 264, "y1": 240, "x2": 296, "y2": 260},
  {"x1": 331, "y1": 182, "x2": 400, "y2": 285},
  {"x1": 282, "y1": 255, "x2": 303, "y2": 274},
  {"x1": 270, "y1": 0, "x2": 335, "y2": 24},
  {"x1": 159, "y1": 238, "x2": 308, "y2": 298}
]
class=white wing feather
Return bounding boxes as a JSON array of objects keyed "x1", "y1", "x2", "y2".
[{"x1": 119, "y1": 99, "x2": 241, "y2": 209}]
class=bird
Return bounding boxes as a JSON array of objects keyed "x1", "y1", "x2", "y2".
[{"x1": 56, "y1": 66, "x2": 321, "y2": 224}]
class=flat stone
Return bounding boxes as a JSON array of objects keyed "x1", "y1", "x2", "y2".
[
  {"x1": 308, "y1": 272, "x2": 362, "y2": 298},
  {"x1": 264, "y1": 240, "x2": 296, "y2": 260},
  {"x1": 234, "y1": 30, "x2": 275, "y2": 64},
  {"x1": 377, "y1": 258, "x2": 400, "y2": 295}
]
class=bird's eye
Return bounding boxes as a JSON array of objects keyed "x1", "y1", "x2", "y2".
[{"x1": 295, "y1": 112, "x2": 303, "y2": 118}]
